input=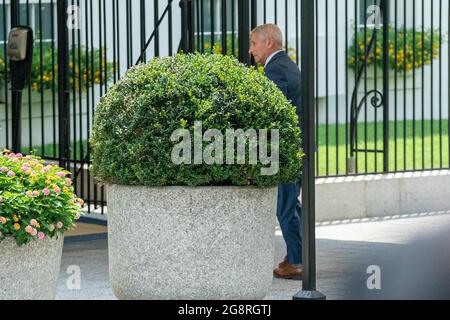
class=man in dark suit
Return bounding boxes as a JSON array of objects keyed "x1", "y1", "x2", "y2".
[{"x1": 249, "y1": 24, "x2": 302, "y2": 280}]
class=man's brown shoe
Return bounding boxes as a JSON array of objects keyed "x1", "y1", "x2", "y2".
[
  {"x1": 273, "y1": 263, "x2": 303, "y2": 280},
  {"x1": 278, "y1": 256, "x2": 288, "y2": 268}
]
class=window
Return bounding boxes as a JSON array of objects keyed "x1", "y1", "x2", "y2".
[
  {"x1": 200, "y1": 0, "x2": 236, "y2": 34},
  {"x1": 34, "y1": 3, "x2": 53, "y2": 40},
  {"x1": 0, "y1": 2, "x2": 55, "y2": 44}
]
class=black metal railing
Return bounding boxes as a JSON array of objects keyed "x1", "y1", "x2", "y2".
[{"x1": 1, "y1": 0, "x2": 183, "y2": 214}]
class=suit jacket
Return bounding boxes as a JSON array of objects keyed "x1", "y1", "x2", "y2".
[{"x1": 264, "y1": 51, "x2": 302, "y2": 121}]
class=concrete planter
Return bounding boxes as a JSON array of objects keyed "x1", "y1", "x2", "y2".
[
  {"x1": 107, "y1": 184, "x2": 277, "y2": 300},
  {"x1": 0, "y1": 235, "x2": 64, "y2": 300}
]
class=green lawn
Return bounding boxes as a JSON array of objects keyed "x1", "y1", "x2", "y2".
[
  {"x1": 317, "y1": 119, "x2": 450, "y2": 176},
  {"x1": 17, "y1": 120, "x2": 449, "y2": 177},
  {"x1": 20, "y1": 140, "x2": 89, "y2": 161}
]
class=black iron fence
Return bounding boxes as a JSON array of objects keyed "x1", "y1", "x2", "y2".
[{"x1": 1, "y1": 0, "x2": 449, "y2": 213}]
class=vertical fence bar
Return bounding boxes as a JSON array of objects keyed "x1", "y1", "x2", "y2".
[
  {"x1": 430, "y1": 0, "x2": 434, "y2": 169},
  {"x1": 374, "y1": 10, "x2": 378, "y2": 173},
  {"x1": 382, "y1": 0, "x2": 389, "y2": 172},
  {"x1": 325, "y1": 0, "x2": 329, "y2": 176},
  {"x1": 126, "y1": 0, "x2": 130, "y2": 67},
  {"x1": 76, "y1": 0, "x2": 83, "y2": 199},
  {"x1": 39, "y1": 0, "x2": 45, "y2": 154},
  {"x1": 421, "y1": 0, "x2": 424, "y2": 169},
  {"x1": 211, "y1": 0, "x2": 215, "y2": 49},
  {"x1": 231, "y1": 0, "x2": 235, "y2": 56},
  {"x1": 345, "y1": 0, "x2": 349, "y2": 175},
  {"x1": 140, "y1": 0, "x2": 146, "y2": 62},
  {"x1": 88, "y1": 0, "x2": 94, "y2": 212},
  {"x1": 295, "y1": 0, "x2": 299, "y2": 65},
  {"x1": 113, "y1": 0, "x2": 117, "y2": 82},
  {"x1": 188, "y1": 0, "x2": 195, "y2": 53},
  {"x1": 315, "y1": 0, "x2": 319, "y2": 176},
  {"x1": 116, "y1": 0, "x2": 121, "y2": 80},
  {"x1": 354, "y1": 0, "x2": 358, "y2": 173},
  {"x1": 438, "y1": 0, "x2": 442, "y2": 168},
  {"x1": 2, "y1": 0, "x2": 10, "y2": 149},
  {"x1": 285, "y1": 0, "x2": 288, "y2": 57},
  {"x1": 169, "y1": 0, "x2": 174, "y2": 55},
  {"x1": 251, "y1": 0, "x2": 257, "y2": 33},
  {"x1": 10, "y1": 0, "x2": 20, "y2": 152},
  {"x1": 101, "y1": 0, "x2": 107, "y2": 211},
  {"x1": 26, "y1": 0, "x2": 32, "y2": 154},
  {"x1": 263, "y1": 0, "x2": 266, "y2": 24},
  {"x1": 412, "y1": 0, "x2": 416, "y2": 170},
  {"x1": 71, "y1": 0, "x2": 77, "y2": 190},
  {"x1": 274, "y1": 0, "x2": 277, "y2": 24},
  {"x1": 82, "y1": 0, "x2": 89, "y2": 211},
  {"x1": 394, "y1": 0, "x2": 398, "y2": 171},
  {"x1": 94, "y1": 0, "x2": 101, "y2": 209},
  {"x1": 57, "y1": 0, "x2": 70, "y2": 169},
  {"x1": 180, "y1": 0, "x2": 195, "y2": 53},
  {"x1": 335, "y1": 0, "x2": 339, "y2": 175},
  {"x1": 250, "y1": 0, "x2": 257, "y2": 65},
  {"x1": 221, "y1": 0, "x2": 227, "y2": 54},
  {"x1": 154, "y1": 0, "x2": 160, "y2": 57},
  {"x1": 294, "y1": 0, "x2": 325, "y2": 301},
  {"x1": 195, "y1": 0, "x2": 200, "y2": 51},
  {"x1": 10, "y1": 0, "x2": 18, "y2": 26},
  {"x1": 237, "y1": 0, "x2": 250, "y2": 64},
  {"x1": 363, "y1": 0, "x2": 368, "y2": 174}
]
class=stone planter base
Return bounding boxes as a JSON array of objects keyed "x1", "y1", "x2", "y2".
[
  {"x1": 0, "y1": 236, "x2": 64, "y2": 300},
  {"x1": 107, "y1": 185, "x2": 277, "y2": 300}
]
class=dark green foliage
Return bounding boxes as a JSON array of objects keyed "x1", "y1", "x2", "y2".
[{"x1": 91, "y1": 53, "x2": 303, "y2": 187}]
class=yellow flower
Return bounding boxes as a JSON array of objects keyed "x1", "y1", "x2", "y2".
[
  {"x1": 14, "y1": 223, "x2": 20, "y2": 230},
  {"x1": 13, "y1": 215, "x2": 19, "y2": 222}
]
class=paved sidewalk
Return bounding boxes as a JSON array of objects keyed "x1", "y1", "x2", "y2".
[{"x1": 57, "y1": 211, "x2": 450, "y2": 300}]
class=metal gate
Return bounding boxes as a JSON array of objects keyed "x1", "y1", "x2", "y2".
[{"x1": 1, "y1": 0, "x2": 448, "y2": 207}]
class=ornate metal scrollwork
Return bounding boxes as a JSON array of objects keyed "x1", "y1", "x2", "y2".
[{"x1": 348, "y1": 28, "x2": 385, "y2": 174}]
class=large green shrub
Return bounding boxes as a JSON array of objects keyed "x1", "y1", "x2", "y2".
[{"x1": 91, "y1": 53, "x2": 303, "y2": 187}]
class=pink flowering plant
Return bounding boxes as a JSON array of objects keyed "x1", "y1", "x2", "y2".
[{"x1": 0, "y1": 150, "x2": 83, "y2": 245}]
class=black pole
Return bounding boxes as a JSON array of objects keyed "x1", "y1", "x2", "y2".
[
  {"x1": 382, "y1": 0, "x2": 390, "y2": 173},
  {"x1": 10, "y1": 0, "x2": 19, "y2": 26},
  {"x1": 180, "y1": 0, "x2": 195, "y2": 53},
  {"x1": 57, "y1": 0, "x2": 70, "y2": 169},
  {"x1": 10, "y1": 0, "x2": 20, "y2": 153},
  {"x1": 238, "y1": 0, "x2": 250, "y2": 64},
  {"x1": 187, "y1": 0, "x2": 195, "y2": 52},
  {"x1": 250, "y1": 0, "x2": 257, "y2": 65},
  {"x1": 293, "y1": 0, "x2": 325, "y2": 301}
]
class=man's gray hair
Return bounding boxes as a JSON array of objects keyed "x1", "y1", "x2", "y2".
[{"x1": 251, "y1": 24, "x2": 284, "y2": 48}]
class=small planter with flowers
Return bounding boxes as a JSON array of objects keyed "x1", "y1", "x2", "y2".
[{"x1": 0, "y1": 150, "x2": 83, "y2": 300}]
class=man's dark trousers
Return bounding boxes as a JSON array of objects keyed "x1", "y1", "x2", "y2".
[{"x1": 264, "y1": 51, "x2": 302, "y2": 265}]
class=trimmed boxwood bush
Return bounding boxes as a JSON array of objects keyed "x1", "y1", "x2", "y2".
[{"x1": 91, "y1": 53, "x2": 303, "y2": 187}]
